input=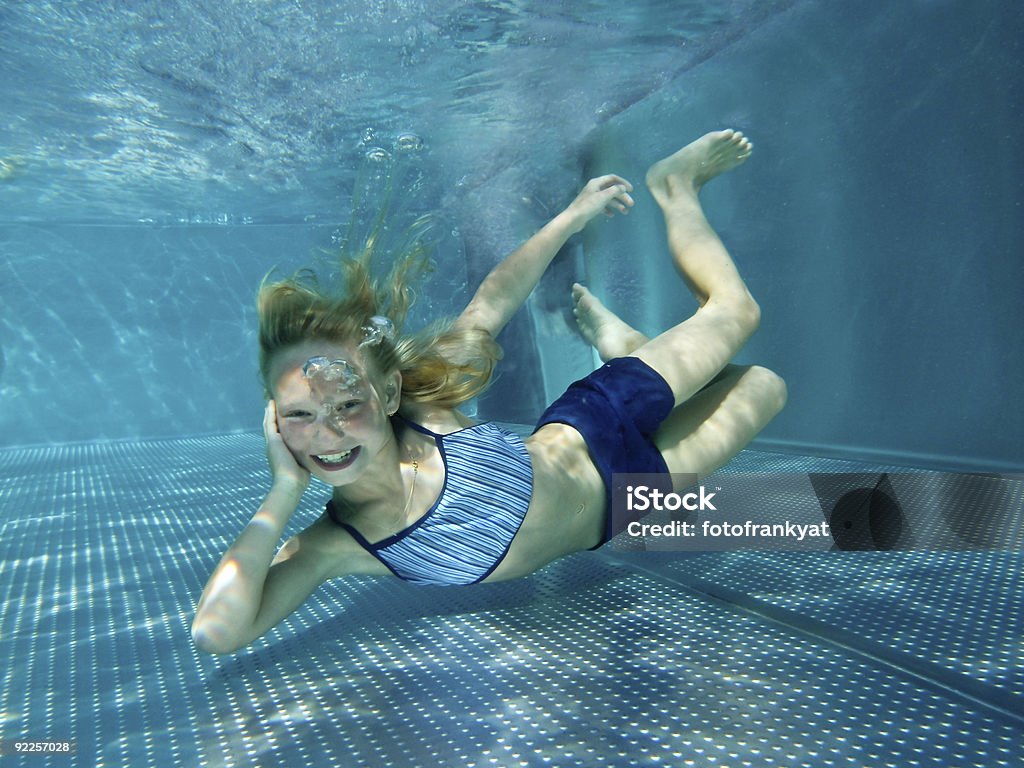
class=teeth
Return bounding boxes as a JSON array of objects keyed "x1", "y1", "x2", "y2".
[{"x1": 318, "y1": 449, "x2": 352, "y2": 463}]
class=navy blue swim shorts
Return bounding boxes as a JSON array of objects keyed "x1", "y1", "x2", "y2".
[{"x1": 534, "y1": 356, "x2": 675, "y2": 546}]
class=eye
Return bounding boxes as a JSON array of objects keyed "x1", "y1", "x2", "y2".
[
  {"x1": 284, "y1": 410, "x2": 313, "y2": 419},
  {"x1": 338, "y1": 400, "x2": 362, "y2": 412}
]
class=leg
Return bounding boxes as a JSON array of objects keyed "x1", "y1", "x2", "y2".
[
  {"x1": 656, "y1": 363, "x2": 786, "y2": 482},
  {"x1": 571, "y1": 282, "x2": 785, "y2": 481},
  {"x1": 632, "y1": 130, "x2": 762, "y2": 406},
  {"x1": 573, "y1": 282, "x2": 778, "y2": 483},
  {"x1": 572, "y1": 282, "x2": 739, "y2": 392}
]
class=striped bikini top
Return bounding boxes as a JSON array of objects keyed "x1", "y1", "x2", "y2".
[{"x1": 326, "y1": 418, "x2": 533, "y2": 586}]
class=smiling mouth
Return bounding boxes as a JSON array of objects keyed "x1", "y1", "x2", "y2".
[{"x1": 310, "y1": 447, "x2": 360, "y2": 471}]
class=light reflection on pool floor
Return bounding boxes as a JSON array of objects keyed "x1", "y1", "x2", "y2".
[{"x1": 0, "y1": 434, "x2": 1021, "y2": 767}]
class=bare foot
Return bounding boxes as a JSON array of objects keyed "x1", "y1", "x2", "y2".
[
  {"x1": 571, "y1": 283, "x2": 648, "y2": 362},
  {"x1": 645, "y1": 129, "x2": 752, "y2": 207}
]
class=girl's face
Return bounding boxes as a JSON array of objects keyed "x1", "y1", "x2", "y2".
[{"x1": 268, "y1": 340, "x2": 400, "y2": 486}]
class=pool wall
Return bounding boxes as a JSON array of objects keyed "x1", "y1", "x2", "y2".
[
  {"x1": 0, "y1": 209, "x2": 472, "y2": 447},
  {"x1": 561, "y1": 0, "x2": 1023, "y2": 472}
]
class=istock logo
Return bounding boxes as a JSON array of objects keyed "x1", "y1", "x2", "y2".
[{"x1": 625, "y1": 484, "x2": 717, "y2": 512}]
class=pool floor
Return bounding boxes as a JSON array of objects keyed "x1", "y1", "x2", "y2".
[{"x1": 1, "y1": 434, "x2": 1021, "y2": 767}]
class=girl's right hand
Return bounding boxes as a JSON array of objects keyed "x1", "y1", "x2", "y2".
[
  {"x1": 263, "y1": 400, "x2": 310, "y2": 493},
  {"x1": 563, "y1": 174, "x2": 635, "y2": 233}
]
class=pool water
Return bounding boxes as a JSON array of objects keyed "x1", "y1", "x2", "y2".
[{"x1": 2, "y1": 1, "x2": 1022, "y2": 765}]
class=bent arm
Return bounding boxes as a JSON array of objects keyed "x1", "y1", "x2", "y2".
[
  {"x1": 455, "y1": 175, "x2": 634, "y2": 339},
  {"x1": 191, "y1": 481, "x2": 317, "y2": 654}
]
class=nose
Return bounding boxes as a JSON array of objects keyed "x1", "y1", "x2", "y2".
[{"x1": 313, "y1": 405, "x2": 348, "y2": 436}]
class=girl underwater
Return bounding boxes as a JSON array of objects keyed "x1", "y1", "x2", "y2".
[{"x1": 193, "y1": 129, "x2": 787, "y2": 654}]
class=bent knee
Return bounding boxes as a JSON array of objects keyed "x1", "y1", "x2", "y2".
[
  {"x1": 747, "y1": 365, "x2": 787, "y2": 413},
  {"x1": 743, "y1": 297, "x2": 762, "y2": 334},
  {"x1": 706, "y1": 294, "x2": 761, "y2": 337}
]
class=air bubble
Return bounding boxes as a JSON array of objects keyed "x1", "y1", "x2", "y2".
[
  {"x1": 396, "y1": 133, "x2": 423, "y2": 153},
  {"x1": 365, "y1": 147, "x2": 391, "y2": 163}
]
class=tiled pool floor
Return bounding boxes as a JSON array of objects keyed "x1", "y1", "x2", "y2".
[{"x1": 1, "y1": 434, "x2": 1021, "y2": 767}]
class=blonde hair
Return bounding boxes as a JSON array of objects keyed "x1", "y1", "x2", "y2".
[{"x1": 257, "y1": 216, "x2": 501, "y2": 408}]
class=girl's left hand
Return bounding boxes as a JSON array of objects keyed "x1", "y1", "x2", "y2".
[
  {"x1": 264, "y1": 400, "x2": 310, "y2": 493},
  {"x1": 564, "y1": 174, "x2": 634, "y2": 233}
]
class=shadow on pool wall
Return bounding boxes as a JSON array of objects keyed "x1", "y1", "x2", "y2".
[{"x1": 570, "y1": 0, "x2": 1023, "y2": 473}]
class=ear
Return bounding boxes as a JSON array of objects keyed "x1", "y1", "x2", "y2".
[{"x1": 384, "y1": 370, "x2": 402, "y2": 415}]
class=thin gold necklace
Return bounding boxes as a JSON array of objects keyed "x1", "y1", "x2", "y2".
[
  {"x1": 332, "y1": 455, "x2": 418, "y2": 535},
  {"x1": 394, "y1": 459, "x2": 419, "y2": 531}
]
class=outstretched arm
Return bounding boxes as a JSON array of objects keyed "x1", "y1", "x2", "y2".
[
  {"x1": 454, "y1": 174, "x2": 634, "y2": 339},
  {"x1": 191, "y1": 402, "x2": 318, "y2": 654}
]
